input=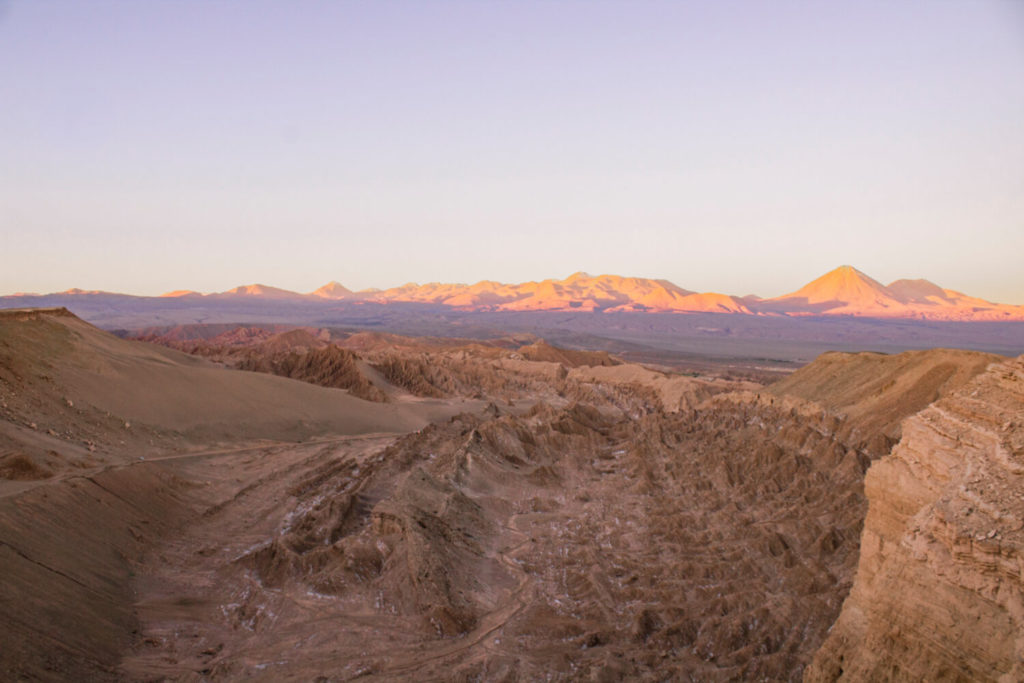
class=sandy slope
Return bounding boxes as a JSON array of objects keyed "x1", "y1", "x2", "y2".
[
  {"x1": 769, "y1": 348, "x2": 1003, "y2": 455},
  {"x1": 0, "y1": 309, "x2": 485, "y2": 681},
  {"x1": 0, "y1": 309, "x2": 471, "y2": 468}
]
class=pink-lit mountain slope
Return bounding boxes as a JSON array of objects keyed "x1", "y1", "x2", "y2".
[
  {"x1": 310, "y1": 281, "x2": 354, "y2": 299},
  {"x1": 363, "y1": 273, "x2": 749, "y2": 313},
  {"x1": 40, "y1": 267, "x2": 1024, "y2": 321},
  {"x1": 214, "y1": 284, "x2": 309, "y2": 300},
  {"x1": 761, "y1": 266, "x2": 1024, "y2": 320}
]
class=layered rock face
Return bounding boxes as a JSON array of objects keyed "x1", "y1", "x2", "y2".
[{"x1": 806, "y1": 355, "x2": 1024, "y2": 682}]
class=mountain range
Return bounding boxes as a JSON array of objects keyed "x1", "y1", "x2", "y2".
[{"x1": 6, "y1": 266, "x2": 1023, "y2": 321}]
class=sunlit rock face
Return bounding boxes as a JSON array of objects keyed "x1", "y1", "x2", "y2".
[{"x1": 806, "y1": 355, "x2": 1024, "y2": 683}]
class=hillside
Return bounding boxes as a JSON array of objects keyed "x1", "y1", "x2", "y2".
[
  {"x1": 769, "y1": 348, "x2": 1003, "y2": 455},
  {"x1": 0, "y1": 309, "x2": 467, "y2": 479}
]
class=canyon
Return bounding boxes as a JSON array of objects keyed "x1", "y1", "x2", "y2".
[{"x1": 0, "y1": 308, "x2": 1021, "y2": 681}]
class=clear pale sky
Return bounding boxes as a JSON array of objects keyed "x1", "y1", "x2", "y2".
[{"x1": 2, "y1": 1, "x2": 1022, "y2": 302}]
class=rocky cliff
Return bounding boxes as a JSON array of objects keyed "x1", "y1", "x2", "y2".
[{"x1": 806, "y1": 355, "x2": 1024, "y2": 682}]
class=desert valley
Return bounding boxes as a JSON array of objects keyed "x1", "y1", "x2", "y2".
[
  {"x1": 4, "y1": 1, "x2": 1022, "y2": 680},
  {"x1": 2, "y1": 266, "x2": 1023, "y2": 681}
]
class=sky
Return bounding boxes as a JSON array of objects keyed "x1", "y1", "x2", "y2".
[{"x1": 1, "y1": 0, "x2": 1022, "y2": 302}]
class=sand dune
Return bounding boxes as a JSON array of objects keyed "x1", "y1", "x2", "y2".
[{"x1": 0, "y1": 309, "x2": 472, "y2": 473}]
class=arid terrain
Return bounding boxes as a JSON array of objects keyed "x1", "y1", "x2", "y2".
[
  {"x1": 6, "y1": 0, "x2": 1022, "y2": 675},
  {"x1": 1, "y1": 307, "x2": 1022, "y2": 681}
]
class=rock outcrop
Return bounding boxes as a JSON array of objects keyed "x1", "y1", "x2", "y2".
[
  {"x1": 806, "y1": 355, "x2": 1024, "y2": 682},
  {"x1": 211, "y1": 391, "x2": 875, "y2": 680},
  {"x1": 234, "y1": 343, "x2": 388, "y2": 402}
]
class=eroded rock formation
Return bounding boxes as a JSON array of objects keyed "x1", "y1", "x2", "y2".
[
  {"x1": 3, "y1": 310, "x2": 1020, "y2": 680},
  {"x1": 205, "y1": 391, "x2": 874, "y2": 680},
  {"x1": 806, "y1": 355, "x2": 1024, "y2": 682}
]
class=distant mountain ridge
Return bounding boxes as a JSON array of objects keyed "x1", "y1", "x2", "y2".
[
  {"x1": 759, "y1": 266, "x2": 1022, "y2": 321},
  {"x1": 6, "y1": 266, "x2": 1023, "y2": 321}
]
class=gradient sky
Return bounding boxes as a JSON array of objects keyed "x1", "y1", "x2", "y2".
[{"x1": 2, "y1": 1, "x2": 1022, "y2": 302}]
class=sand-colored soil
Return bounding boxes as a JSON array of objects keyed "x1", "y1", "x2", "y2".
[
  {"x1": 0, "y1": 309, "x2": 1018, "y2": 681},
  {"x1": 0, "y1": 309, "x2": 476, "y2": 477}
]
